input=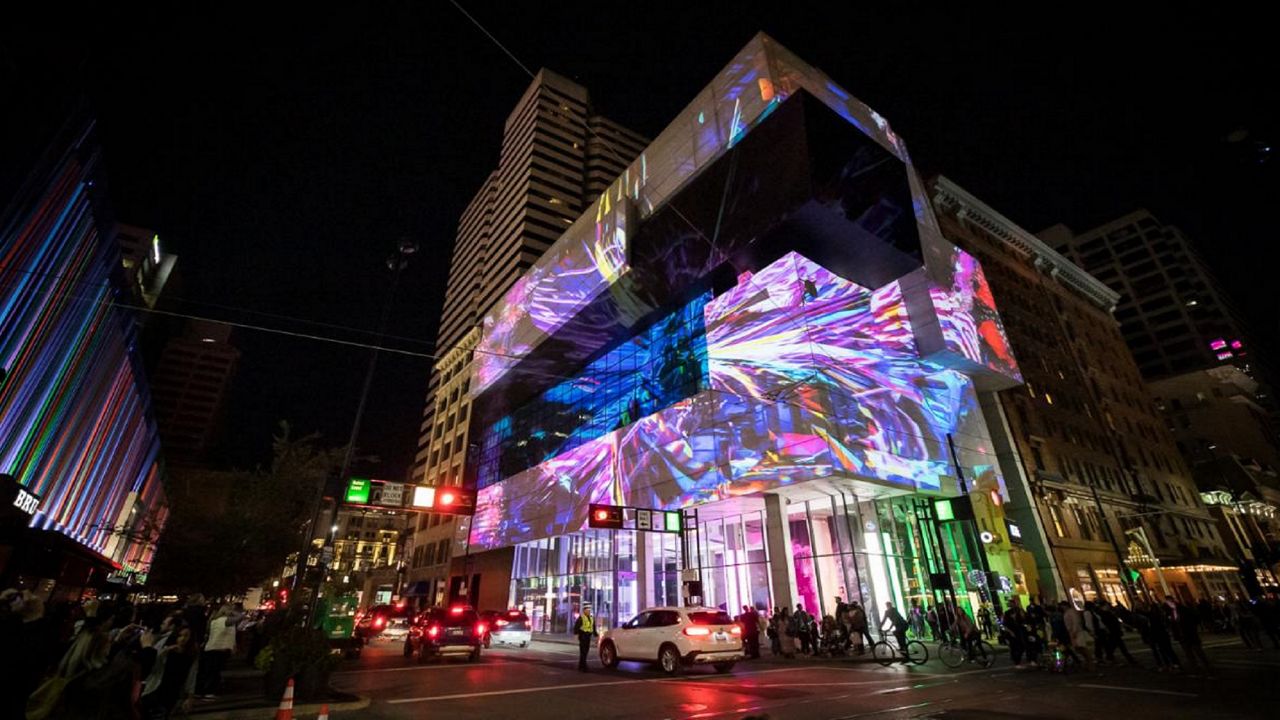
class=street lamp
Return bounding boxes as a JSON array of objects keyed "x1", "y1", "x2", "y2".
[{"x1": 306, "y1": 238, "x2": 418, "y2": 624}]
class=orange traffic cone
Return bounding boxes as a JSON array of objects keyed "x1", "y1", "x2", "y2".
[
  {"x1": 274, "y1": 678, "x2": 295, "y2": 720},
  {"x1": 316, "y1": 704, "x2": 330, "y2": 720}
]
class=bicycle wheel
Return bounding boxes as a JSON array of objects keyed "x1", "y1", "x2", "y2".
[
  {"x1": 872, "y1": 641, "x2": 897, "y2": 666},
  {"x1": 972, "y1": 640, "x2": 995, "y2": 668},
  {"x1": 906, "y1": 640, "x2": 929, "y2": 665},
  {"x1": 938, "y1": 641, "x2": 965, "y2": 668}
]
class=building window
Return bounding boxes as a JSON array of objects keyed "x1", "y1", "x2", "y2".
[{"x1": 1048, "y1": 504, "x2": 1068, "y2": 538}]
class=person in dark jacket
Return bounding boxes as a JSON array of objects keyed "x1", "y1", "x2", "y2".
[
  {"x1": 1095, "y1": 600, "x2": 1137, "y2": 665},
  {"x1": 140, "y1": 622, "x2": 198, "y2": 719},
  {"x1": 1166, "y1": 598, "x2": 1211, "y2": 672},
  {"x1": 573, "y1": 605, "x2": 598, "y2": 672}
]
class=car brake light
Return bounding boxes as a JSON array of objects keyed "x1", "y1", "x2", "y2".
[
  {"x1": 427, "y1": 625, "x2": 441, "y2": 638},
  {"x1": 374, "y1": 617, "x2": 385, "y2": 628},
  {"x1": 683, "y1": 626, "x2": 711, "y2": 637},
  {"x1": 730, "y1": 625, "x2": 742, "y2": 635},
  {"x1": 450, "y1": 606, "x2": 464, "y2": 615},
  {"x1": 495, "y1": 619, "x2": 508, "y2": 627},
  {"x1": 475, "y1": 623, "x2": 487, "y2": 636}
]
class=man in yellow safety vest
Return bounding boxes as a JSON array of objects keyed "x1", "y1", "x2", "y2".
[{"x1": 573, "y1": 605, "x2": 598, "y2": 671}]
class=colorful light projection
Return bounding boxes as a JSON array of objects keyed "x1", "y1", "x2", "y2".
[
  {"x1": 0, "y1": 127, "x2": 167, "y2": 571},
  {"x1": 929, "y1": 246, "x2": 1021, "y2": 381},
  {"x1": 469, "y1": 252, "x2": 997, "y2": 550},
  {"x1": 471, "y1": 33, "x2": 923, "y2": 396}
]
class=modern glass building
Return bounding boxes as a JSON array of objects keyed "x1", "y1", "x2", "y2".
[
  {"x1": 0, "y1": 121, "x2": 167, "y2": 594},
  {"x1": 457, "y1": 35, "x2": 1030, "y2": 634}
]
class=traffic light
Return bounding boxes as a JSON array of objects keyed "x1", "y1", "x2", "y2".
[
  {"x1": 588, "y1": 503, "x2": 625, "y2": 529},
  {"x1": 409, "y1": 485, "x2": 476, "y2": 516}
]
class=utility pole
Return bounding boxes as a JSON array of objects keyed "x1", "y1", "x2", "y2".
[{"x1": 308, "y1": 238, "x2": 417, "y2": 624}]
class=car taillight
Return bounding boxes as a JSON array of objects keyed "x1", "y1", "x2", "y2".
[
  {"x1": 475, "y1": 623, "x2": 488, "y2": 636},
  {"x1": 374, "y1": 617, "x2": 385, "y2": 628},
  {"x1": 730, "y1": 625, "x2": 742, "y2": 635},
  {"x1": 683, "y1": 626, "x2": 711, "y2": 637},
  {"x1": 427, "y1": 625, "x2": 441, "y2": 638},
  {"x1": 495, "y1": 619, "x2": 509, "y2": 627}
]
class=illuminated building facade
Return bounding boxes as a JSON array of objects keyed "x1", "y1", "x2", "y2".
[
  {"x1": 459, "y1": 36, "x2": 1033, "y2": 633},
  {"x1": 0, "y1": 122, "x2": 167, "y2": 593},
  {"x1": 931, "y1": 177, "x2": 1241, "y2": 604},
  {"x1": 406, "y1": 70, "x2": 645, "y2": 607}
]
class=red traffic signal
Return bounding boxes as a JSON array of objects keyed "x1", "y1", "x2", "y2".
[
  {"x1": 588, "y1": 503, "x2": 624, "y2": 530},
  {"x1": 409, "y1": 485, "x2": 476, "y2": 516}
]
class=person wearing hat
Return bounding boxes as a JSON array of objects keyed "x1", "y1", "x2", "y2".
[{"x1": 573, "y1": 605, "x2": 598, "y2": 671}]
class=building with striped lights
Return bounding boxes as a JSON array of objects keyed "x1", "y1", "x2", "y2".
[{"x1": 0, "y1": 121, "x2": 168, "y2": 595}]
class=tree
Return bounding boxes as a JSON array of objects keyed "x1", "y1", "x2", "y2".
[{"x1": 148, "y1": 422, "x2": 352, "y2": 597}]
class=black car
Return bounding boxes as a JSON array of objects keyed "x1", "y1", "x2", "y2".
[{"x1": 404, "y1": 606, "x2": 485, "y2": 662}]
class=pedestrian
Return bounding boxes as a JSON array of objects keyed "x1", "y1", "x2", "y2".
[
  {"x1": 925, "y1": 604, "x2": 940, "y2": 641},
  {"x1": 140, "y1": 621, "x2": 198, "y2": 719},
  {"x1": 1140, "y1": 601, "x2": 1181, "y2": 671},
  {"x1": 738, "y1": 606, "x2": 761, "y2": 659},
  {"x1": 1, "y1": 589, "x2": 59, "y2": 719},
  {"x1": 1095, "y1": 600, "x2": 1137, "y2": 666},
  {"x1": 1235, "y1": 598, "x2": 1263, "y2": 651},
  {"x1": 1082, "y1": 601, "x2": 1108, "y2": 664},
  {"x1": 52, "y1": 613, "x2": 158, "y2": 720},
  {"x1": 1258, "y1": 595, "x2": 1280, "y2": 649},
  {"x1": 848, "y1": 602, "x2": 872, "y2": 652},
  {"x1": 880, "y1": 601, "x2": 910, "y2": 663},
  {"x1": 195, "y1": 603, "x2": 240, "y2": 698},
  {"x1": 767, "y1": 608, "x2": 782, "y2": 656},
  {"x1": 908, "y1": 599, "x2": 926, "y2": 640},
  {"x1": 793, "y1": 604, "x2": 812, "y2": 654},
  {"x1": 1167, "y1": 598, "x2": 1212, "y2": 672},
  {"x1": 834, "y1": 596, "x2": 850, "y2": 644},
  {"x1": 1001, "y1": 596, "x2": 1030, "y2": 668},
  {"x1": 180, "y1": 595, "x2": 207, "y2": 647},
  {"x1": 778, "y1": 607, "x2": 797, "y2": 658},
  {"x1": 573, "y1": 605, "x2": 597, "y2": 672},
  {"x1": 977, "y1": 604, "x2": 994, "y2": 639}
]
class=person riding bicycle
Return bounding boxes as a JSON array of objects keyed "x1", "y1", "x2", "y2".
[{"x1": 881, "y1": 601, "x2": 911, "y2": 663}]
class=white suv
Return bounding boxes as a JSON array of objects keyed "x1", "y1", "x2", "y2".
[{"x1": 599, "y1": 606, "x2": 743, "y2": 675}]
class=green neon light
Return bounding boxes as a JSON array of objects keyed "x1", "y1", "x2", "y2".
[{"x1": 934, "y1": 498, "x2": 955, "y2": 522}]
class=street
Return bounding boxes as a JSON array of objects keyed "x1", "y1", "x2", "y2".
[{"x1": 330, "y1": 636, "x2": 1279, "y2": 719}]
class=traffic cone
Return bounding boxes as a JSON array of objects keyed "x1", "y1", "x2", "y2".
[
  {"x1": 274, "y1": 678, "x2": 295, "y2": 720},
  {"x1": 316, "y1": 704, "x2": 330, "y2": 720}
]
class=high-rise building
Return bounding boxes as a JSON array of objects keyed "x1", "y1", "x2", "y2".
[
  {"x1": 1041, "y1": 211, "x2": 1265, "y2": 390},
  {"x1": 404, "y1": 70, "x2": 646, "y2": 607},
  {"x1": 0, "y1": 121, "x2": 168, "y2": 593},
  {"x1": 452, "y1": 35, "x2": 1041, "y2": 630},
  {"x1": 115, "y1": 222, "x2": 177, "y2": 312},
  {"x1": 148, "y1": 319, "x2": 240, "y2": 466},
  {"x1": 931, "y1": 177, "x2": 1240, "y2": 603}
]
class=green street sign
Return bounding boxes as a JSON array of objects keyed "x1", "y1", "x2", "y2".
[
  {"x1": 345, "y1": 478, "x2": 370, "y2": 504},
  {"x1": 664, "y1": 511, "x2": 682, "y2": 533}
]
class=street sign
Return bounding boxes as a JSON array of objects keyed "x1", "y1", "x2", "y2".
[
  {"x1": 379, "y1": 482, "x2": 405, "y2": 507},
  {"x1": 344, "y1": 478, "x2": 371, "y2": 504},
  {"x1": 587, "y1": 504, "x2": 681, "y2": 533},
  {"x1": 636, "y1": 509, "x2": 652, "y2": 530}
]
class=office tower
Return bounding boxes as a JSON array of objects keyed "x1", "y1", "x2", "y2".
[
  {"x1": 1042, "y1": 211, "x2": 1264, "y2": 387},
  {"x1": 0, "y1": 121, "x2": 167, "y2": 592},
  {"x1": 148, "y1": 319, "x2": 241, "y2": 466},
  {"x1": 403, "y1": 70, "x2": 647, "y2": 607},
  {"x1": 932, "y1": 177, "x2": 1240, "y2": 603}
]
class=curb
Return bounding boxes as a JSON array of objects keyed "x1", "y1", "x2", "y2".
[{"x1": 189, "y1": 695, "x2": 371, "y2": 719}]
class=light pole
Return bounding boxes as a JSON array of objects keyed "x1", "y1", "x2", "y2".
[{"x1": 307, "y1": 238, "x2": 418, "y2": 623}]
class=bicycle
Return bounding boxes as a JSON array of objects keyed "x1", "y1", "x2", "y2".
[
  {"x1": 871, "y1": 631, "x2": 928, "y2": 666},
  {"x1": 937, "y1": 633, "x2": 995, "y2": 669}
]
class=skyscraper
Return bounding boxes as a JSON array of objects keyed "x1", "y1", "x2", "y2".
[
  {"x1": 0, "y1": 121, "x2": 168, "y2": 592},
  {"x1": 148, "y1": 319, "x2": 240, "y2": 466},
  {"x1": 1041, "y1": 211, "x2": 1263, "y2": 387},
  {"x1": 404, "y1": 70, "x2": 646, "y2": 606}
]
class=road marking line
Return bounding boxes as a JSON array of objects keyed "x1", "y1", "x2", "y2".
[
  {"x1": 334, "y1": 661, "x2": 517, "y2": 675},
  {"x1": 1074, "y1": 683, "x2": 1197, "y2": 697},
  {"x1": 829, "y1": 700, "x2": 937, "y2": 719},
  {"x1": 386, "y1": 677, "x2": 665, "y2": 703}
]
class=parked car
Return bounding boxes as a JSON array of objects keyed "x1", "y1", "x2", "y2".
[
  {"x1": 404, "y1": 606, "x2": 485, "y2": 662},
  {"x1": 479, "y1": 609, "x2": 532, "y2": 648},
  {"x1": 356, "y1": 603, "x2": 411, "y2": 640},
  {"x1": 599, "y1": 606, "x2": 743, "y2": 675}
]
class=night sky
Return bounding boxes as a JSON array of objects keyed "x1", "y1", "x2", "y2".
[{"x1": 3, "y1": 3, "x2": 1275, "y2": 479}]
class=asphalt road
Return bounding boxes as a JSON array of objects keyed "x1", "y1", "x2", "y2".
[{"x1": 329, "y1": 634, "x2": 1279, "y2": 719}]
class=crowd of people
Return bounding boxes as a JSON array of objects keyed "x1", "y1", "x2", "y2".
[
  {"x1": 0, "y1": 589, "x2": 286, "y2": 720},
  {"x1": 726, "y1": 591, "x2": 1280, "y2": 672}
]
